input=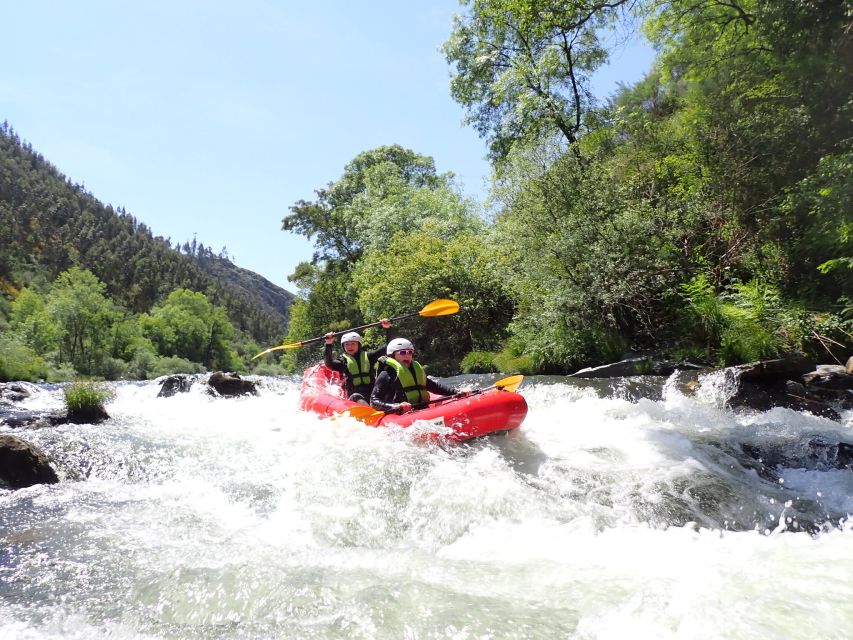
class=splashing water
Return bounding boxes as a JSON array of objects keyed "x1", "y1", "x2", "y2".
[{"x1": 2, "y1": 374, "x2": 852, "y2": 639}]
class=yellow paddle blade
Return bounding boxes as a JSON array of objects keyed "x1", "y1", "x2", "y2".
[
  {"x1": 338, "y1": 405, "x2": 386, "y2": 425},
  {"x1": 419, "y1": 298, "x2": 460, "y2": 317},
  {"x1": 494, "y1": 374, "x2": 524, "y2": 393},
  {"x1": 250, "y1": 345, "x2": 282, "y2": 360},
  {"x1": 362, "y1": 411, "x2": 386, "y2": 426},
  {"x1": 250, "y1": 342, "x2": 304, "y2": 360}
]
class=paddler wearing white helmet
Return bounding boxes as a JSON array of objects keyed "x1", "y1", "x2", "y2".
[
  {"x1": 369, "y1": 337, "x2": 463, "y2": 414},
  {"x1": 324, "y1": 318, "x2": 393, "y2": 404}
]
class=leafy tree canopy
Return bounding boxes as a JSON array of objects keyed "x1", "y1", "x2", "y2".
[
  {"x1": 443, "y1": 0, "x2": 634, "y2": 161},
  {"x1": 282, "y1": 145, "x2": 449, "y2": 264}
]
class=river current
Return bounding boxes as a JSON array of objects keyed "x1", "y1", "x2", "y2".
[{"x1": 2, "y1": 373, "x2": 852, "y2": 639}]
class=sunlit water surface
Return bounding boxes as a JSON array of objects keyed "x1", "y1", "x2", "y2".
[{"x1": 2, "y1": 373, "x2": 852, "y2": 639}]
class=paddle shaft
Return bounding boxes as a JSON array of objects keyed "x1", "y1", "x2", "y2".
[
  {"x1": 422, "y1": 376, "x2": 524, "y2": 407},
  {"x1": 424, "y1": 386, "x2": 488, "y2": 407},
  {"x1": 294, "y1": 310, "x2": 420, "y2": 349}
]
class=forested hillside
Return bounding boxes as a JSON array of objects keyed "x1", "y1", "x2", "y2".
[
  {"x1": 0, "y1": 122, "x2": 293, "y2": 342},
  {"x1": 0, "y1": 123, "x2": 296, "y2": 382},
  {"x1": 280, "y1": 0, "x2": 851, "y2": 375}
]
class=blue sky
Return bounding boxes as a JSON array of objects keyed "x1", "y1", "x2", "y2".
[{"x1": 2, "y1": 1, "x2": 655, "y2": 294}]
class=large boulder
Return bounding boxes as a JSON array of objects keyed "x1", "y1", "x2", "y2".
[
  {"x1": 731, "y1": 354, "x2": 816, "y2": 382},
  {"x1": 207, "y1": 372, "x2": 258, "y2": 397},
  {"x1": 66, "y1": 403, "x2": 110, "y2": 424},
  {"x1": 570, "y1": 356, "x2": 709, "y2": 378},
  {"x1": 0, "y1": 382, "x2": 37, "y2": 405},
  {"x1": 0, "y1": 435, "x2": 59, "y2": 488},
  {"x1": 723, "y1": 355, "x2": 841, "y2": 421},
  {"x1": 802, "y1": 364, "x2": 853, "y2": 391},
  {"x1": 570, "y1": 357, "x2": 652, "y2": 378},
  {"x1": 157, "y1": 374, "x2": 196, "y2": 398},
  {"x1": 0, "y1": 409, "x2": 67, "y2": 429}
]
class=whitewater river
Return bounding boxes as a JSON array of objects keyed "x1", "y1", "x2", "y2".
[{"x1": 2, "y1": 373, "x2": 852, "y2": 639}]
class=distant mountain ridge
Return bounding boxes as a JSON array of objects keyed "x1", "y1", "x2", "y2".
[{"x1": 0, "y1": 122, "x2": 293, "y2": 342}]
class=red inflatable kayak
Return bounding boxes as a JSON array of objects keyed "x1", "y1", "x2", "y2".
[{"x1": 298, "y1": 364, "x2": 528, "y2": 441}]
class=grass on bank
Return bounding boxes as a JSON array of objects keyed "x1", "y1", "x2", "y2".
[{"x1": 63, "y1": 382, "x2": 110, "y2": 414}]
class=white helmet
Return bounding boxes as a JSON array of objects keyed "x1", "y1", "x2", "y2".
[
  {"x1": 340, "y1": 332, "x2": 362, "y2": 345},
  {"x1": 386, "y1": 337, "x2": 414, "y2": 355}
]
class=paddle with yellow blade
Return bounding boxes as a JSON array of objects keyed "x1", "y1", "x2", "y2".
[
  {"x1": 252, "y1": 298, "x2": 460, "y2": 360},
  {"x1": 339, "y1": 374, "x2": 525, "y2": 426}
]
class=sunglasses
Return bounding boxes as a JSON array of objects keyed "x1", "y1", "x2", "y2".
[{"x1": 395, "y1": 349, "x2": 414, "y2": 356}]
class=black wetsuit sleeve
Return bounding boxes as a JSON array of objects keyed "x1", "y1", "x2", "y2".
[
  {"x1": 370, "y1": 370, "x2": 404, "y2": 412},
  {"x1": 367, "y1": 344, "x2": 386, "y2": 364},
  {"x1": 324, "y1": 344, "x2": 347, "y2": 374},
  {"x1": 367, "y1": 327, "x2": 397, "y2": 365}
]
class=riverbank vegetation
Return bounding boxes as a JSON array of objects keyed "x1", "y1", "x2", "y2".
[
  {"x1": 0, "y1": 265, "x2": 255, "y2": 381},
  {"x1": 2, "y1": 0, "x2": 850, "y2": 380},
  {"x1": 281, "y1": 0, "x2": 851, "y2": 374},
  {"x1": 0, "y1": 120, "x2": 294, "y2": 381}
]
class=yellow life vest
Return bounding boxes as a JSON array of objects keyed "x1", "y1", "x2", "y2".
[
  {"x1": 384, "y1": 357, "x2": 429, "y2": 404},
  {"x1": 341, "y1": 351, "x2": 372, "y2": 387}
]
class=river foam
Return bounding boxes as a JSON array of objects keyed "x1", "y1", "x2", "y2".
[{"x1": 1, "y1": 375, "x2": 851, "y2": 638}]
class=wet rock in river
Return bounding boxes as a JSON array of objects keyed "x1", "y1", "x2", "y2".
[
  {"x1": 0, "y1": 434, "x2": 59, "y2": 489},
  {"x1": 207, "y1": 371, "x2": 258, "y2": 397},
  {"x1": 157, "y1": 374, "x2": 196, "y2": 398}
]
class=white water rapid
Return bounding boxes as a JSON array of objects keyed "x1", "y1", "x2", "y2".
[{"x1": 2, "y1": 374, "x2": 852, "y2": 639}]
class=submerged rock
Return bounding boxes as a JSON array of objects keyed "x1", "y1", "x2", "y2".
[
  {"x1": 0, "y1": 434, "x2": 59, "y2": 488},
  {"x1": 722, "y1": 355, "x2": 843, "y2": 421},
  {"x1": 66, "y1": 403, "x2": 110, "y2": 424},
  {"x1": 570, "y1": 356, "x2": 708, "y2": 378},
  {"x1": 0, "y1": 382, "x2": 38, "y2": 405},
  {"x1": 0, "y1": 408, "x2": 67, "y2": 429},
  {"x1": 740, "y1": 437, "x2": 853, "y2": 473},
  {"x1": 157, "y1": 374, "x2": 196, "y2": 398},
  {"x1": 207, "y1": 371, "x2": 258, "y2": 397}
]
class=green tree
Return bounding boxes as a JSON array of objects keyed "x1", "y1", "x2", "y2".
[
  {"x1": 143, "y1": 289, "x2": 239, "y2": 370},
  {"x1": 279, "y1": 145, "x2": 488, "y2": 373},
  {"x1": 0, "y1": 334, "x2": 47, "y2": 382},
  {"x1": 642, "y1": 0, "x2": 853, "y2": 292},
  {"x1": 10, "y1": 287, "x2": 58, "y2": 355},
  {"x1": 282, "y1": 145, "x2": 446, "y2": 264},
  {"x1": 443, "y1": 0, "x2": 632, "y2": 161},
  {"x1": 280, "y1": 263, "x2": 361, "y2": 372},
  {"x1": 780, "y1": 145, "x2": 853, "y2": 302},
  {"x1": 46, "y1": 267, "x2": 116, "y2": 376},
  {"x1": 351, "y1": 230, "x2": 513, "y2": 374},
  {"x1": 492, "y1": 141, "x2": 683, "y2": 370}
]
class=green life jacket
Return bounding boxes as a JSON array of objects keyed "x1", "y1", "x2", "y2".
[
  {"x1": 341, "y1": 350, "x2": 372, "y2": 387},
  {"x1": 384, "y1": 357, "x2": 429, "y2": 404}
]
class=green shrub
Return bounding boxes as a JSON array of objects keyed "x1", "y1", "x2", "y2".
[
  {"x1": 461, "y1": 351, "x2": 498, "y2": 373},
  {"x1": 493, "y1": 349, "x2": 536, "y2": 375},
  {"x1": 47, "y1": 363, "x2": 78, "y2": 382},
  {"x1": 251, "y1": 361, "x2": 291, "y2": 376},
  {"x1": 0, "y1": 335, "x2": 47, "y2": 382},
  {"x1": 98, "y1": 357, "x2": 128, "y2": 381},
  {"x1": 719, "y1": 313, "x2": 780, "y2": 363},
  {"x1": 149, "y1": 356, "x2": 206, "y2": 378},
  {"x1": 678, "y1": 276, "x2": 845, "y2": 364},
  {"x1": 125, "y1": 344, "x2": 158, "y2": 380},
  {"x1": 63, "y1": 381, "x2": 109, "y2": 413},
  {"x1": 679, "y1": 274, "x2": 725, "y2": 353}
]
